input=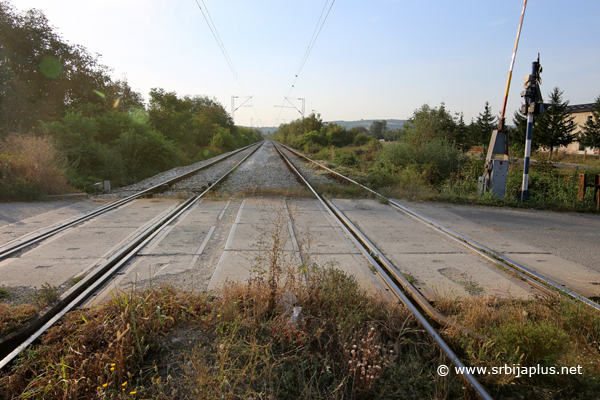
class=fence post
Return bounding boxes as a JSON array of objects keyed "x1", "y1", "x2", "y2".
[
  {"x1": 578, "y1": 173, "x2": 587, "y2": 201},
  {"x1": 595, "y1": 174, "x2": 600, "y2": 210}
]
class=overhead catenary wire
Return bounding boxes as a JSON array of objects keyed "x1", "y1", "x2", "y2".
[
  {"x1": 292, "y1": 0, "x2": 336, "y2": 96},
  {"x1": 277, "y1": 0, "x2": 336, "y2": 123},
  {"x1": 193, "y1": 0, "x2": 261, "y2": 123},
  {"x1": 194, "y1": 0, "x2": 246, "y2": 96}
]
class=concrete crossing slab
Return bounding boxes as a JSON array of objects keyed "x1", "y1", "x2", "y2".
[
  {"x1": 139, "y1": 200, "x2": 222, "y2": 256},
  {"x1": 395, "y1": 200, "x2": 600, "y2": 298},
  {"x1": 309, "y1": 253, "x2": 394, "y2": 298},
  {"x1": 332, "y1": 199, "x2": 537, "y2": 300},
  {"x1": 0, "y1": 199, "x2": 179, "y2": 289},
  {"x1": 0, "y1": 257, "x2": 98, "y2": 288},
  {"x1": 208, "y1": 250, "x2": 300, "y2": 291},
  {"x1": 208, "y1": 197, "x2": 392, "y2": 298},
  {"x1": 85, "y1": 200, "x2": 235, "y2": 306},
  {"x1": 0, "y1": 199, "x2": 113, "y2": 247}
]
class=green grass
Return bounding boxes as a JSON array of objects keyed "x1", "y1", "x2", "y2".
[
  {"x1": 401, "y1": 272, "x2": 418, "y2": 285},
  {"x1": 0, "y1": 286, "x2": 10, "y2": 301},
  {"x1": 67, "y1": 275, "x2": 87, "y2": 287}
]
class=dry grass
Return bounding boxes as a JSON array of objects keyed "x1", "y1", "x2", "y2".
[
  {"x1": 0, "y1": 134, "x2": 74, "y2": 200},
  {"x1": 0, "y1": 283, "x2": 61, "y2": 338},
  {"x1": 0, "y1": 286, "x2": 210, "y2": 399},
  {"x1": 437, "y1": 296, "x2": 600, "y2": 398},
  {"x1": 545, "y1": 152, "x2": 600, "y2": 168},
  {"x1": 0, "y1": 303, "x2": 38, "y2": 338},
  {"x1": 5, "y1": 200, "x2": 597, "y2": 399},
  {"x1": 231, "y1": 187, "x2": 313, "y2": 198}
]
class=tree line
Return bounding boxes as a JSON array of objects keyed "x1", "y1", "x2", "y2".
[
  {"x1": 274, "y1": 91, "x2": 600, "y2": 161},
  {"x1": 0, "y1": 1, "x2": 261, "y2": 196}
]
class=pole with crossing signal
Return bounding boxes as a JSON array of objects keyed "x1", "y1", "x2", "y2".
[{"x1": 520, "y1": 55, "x2": 543, "y2": 202}]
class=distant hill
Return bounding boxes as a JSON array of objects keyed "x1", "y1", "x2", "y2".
[
  {"x1": 254, "y1": 127, "x2": 278, "y2": 136},
  {"x1": 245, "y1": 119, "x2": 407, "y2": 137},
  {"x1": 327, "y1": 119, "x2": 406, "y2": 130}
]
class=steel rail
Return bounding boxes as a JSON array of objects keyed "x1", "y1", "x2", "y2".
[
  {"x1": 0, "y1": 142, "x2": 261, "y2": 263},
  {"x1": 276, "y1": 142, "x2": 600, "y2": 312},
  {"x1": 273, "y1": 143, "x2": 493, "y2": 400},
  {"x1": 0, "y1": 142, "x2": 263, "y2": 370}
]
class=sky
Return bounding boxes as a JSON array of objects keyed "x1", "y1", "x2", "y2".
[{"x1": 8, "y1": 0, "x2": 600, "y2": 129}]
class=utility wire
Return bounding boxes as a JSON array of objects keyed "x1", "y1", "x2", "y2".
[
  {"x1": 292, "y1": 0, "x2": 336, "y2": 95},
  {"x1": 194, "y1": 0, "x2": 246, "y2": 95},
  {"x1": 295, "y1": 1, "x2": 329, "y2": 82},
  {"x1": 193, "y1": 0, "x2": 261, "y2": 124},
  {"x1": 277, "y1": 0, "x2": 336, "y2": 122}
]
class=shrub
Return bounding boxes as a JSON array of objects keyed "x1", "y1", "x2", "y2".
[
  {"x1": 295, "y1": 129, "x2": 330, "y2": 149},
  {"x1": 210, "y1": 127, "x2": 239, "y2": 152},
  {"x1": 0, "y1": 134, "x2": 73, "y2": 200},
  {"x1": 117, "y1": 127, "x2": 178, "y2": 179},
  {"x1": 353, "y1": 132, "x2": 374, "y2": 146},
  {"x1": 376, "y1": 139, "x2": 465, "y2": 184},
  {"x1": 335, "y1": 150, "x2": 359, "y2": 167}
]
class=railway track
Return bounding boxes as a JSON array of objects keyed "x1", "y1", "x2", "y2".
[
  {"x1": 272, "y1": 144, "x2": 494, "y2": 399},
  {"x1": 0, "y1": 142, "x2": 263, "y2": 368},
  {"x1": 276, "y1": 141, "x2": 600, "y2": 313},
  {"x1": 1, "y1": 139, "x2": 598, "y2": 398},
  {"x1": 0, "y1": 142, "x2": 261, "y2": 263}
]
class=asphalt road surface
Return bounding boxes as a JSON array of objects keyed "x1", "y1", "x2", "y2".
[{"x1": 406, "y1": 201, "x2": 600, "y2": 273}]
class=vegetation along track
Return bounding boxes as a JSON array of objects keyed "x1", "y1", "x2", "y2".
[
  {"x1": 276, "y1": 141, "x2": 600, "y2": 313},
  {"x1": 0, "y1": 142, "x2": 263, "y2": 368}
]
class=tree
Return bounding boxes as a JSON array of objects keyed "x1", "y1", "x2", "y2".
[
  {"x1": 384, "y1": 129, "x2": 400, "y2": 142},
  {"x1": 511, "y1": 110, "x2": 540, "y2": 154},
  {"x1": 403, "y1": 103, "x2": 459, "y2": 146},
  {"x1": 369, "y1": 120, "x2": 387, "y2": 139},
  {"x1": 148, "y1": 88, "x2": 234, "y2": 151},
  {"x1": 453, "y1": 113, "x2": 470, "y2": 152},
  {"x1": 353, "y1": 132, "x2": 374, "y2": 146},
  {"x1": 302, "y1": 112, "x2": 324, "y2": 134},
  {"x1": 535, "y1": 87, "x2": 577, "y2": 159},
  {"x1": 210, "y1": 127, "x2": 238, "y2": 152},
  {"x1": 579, "y1": 96, "x2": 600, "y2": 150},
  {"x1": 348, "y1": 126, "x2": 367, "y2": 143},
  {"x1": 0, "y1": 3, "x2": 113, "y2": 135},
  {"x1": 296, "y1": 129, "x2": 329, "y2": 148},
  {"x1": 327, "y1": 123, "x2": 352, "y2": 147},
  {"x1": 471, "y1": 102, "x2": 498, "y2": 153}
]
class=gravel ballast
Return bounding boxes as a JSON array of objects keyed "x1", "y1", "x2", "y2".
[
  {"x1": 217, "y1": 141, "x2": 304, "y2": 195},
  {"x1": 99, "y1": 144, "x2": 260, "y2": 198}
]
